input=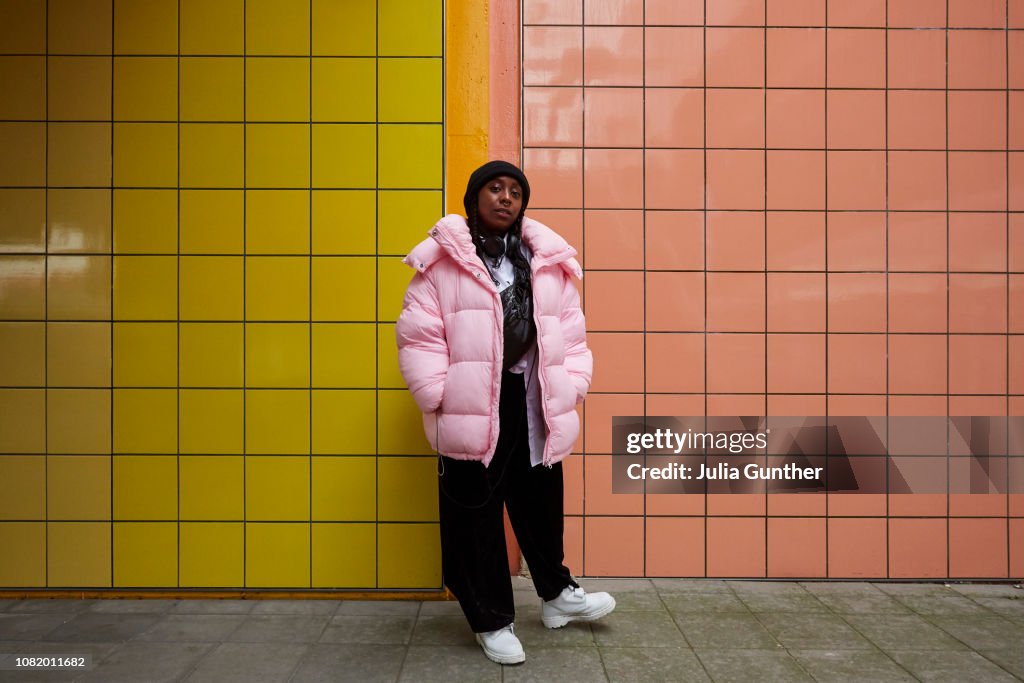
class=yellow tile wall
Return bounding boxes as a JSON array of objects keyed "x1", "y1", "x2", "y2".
[{"x1": 0, "y1": 0, "x2": 443, "y2": 589}]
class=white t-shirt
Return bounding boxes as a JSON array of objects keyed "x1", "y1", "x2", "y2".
[{"x1": 484, "y1": 234, "x2": 547, "y2": 467}]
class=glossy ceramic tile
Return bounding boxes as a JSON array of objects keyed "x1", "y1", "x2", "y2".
[
  {"x1": 887, "y1": 30, "x2": 946, "y2": 88},
  {"x1": 524, "y1": 87, "x2": 583, "y2": 147},
  {"x1": 887, "y1": 0, "x2": 947, "y2": 28},
  {"x1": 0, "y1": 189, "x2": 46, "y2": 253},
  {"x1": 583, "y1": 148, "x2": 644, "y2": 208},
  {"x1": 583, "y1": 87, "x2": 642, "y2": 147},
  {"x1": 888, "y1": 90, "x2": 945, "y2": 150},
  {"x1": 646, "y1": 0, "x2": 703, "y2": 25},
  {"x1": 584, "y1": 26, "x2": 643, "y2": 86},
  {"x1": 645, "y1": 26, "x2": 703, "y2": 87},
  {"x1": 948, "y1": 30, "x2": 1006, "y2": 89},
  {"x1": 583, "y1": 0, "x2": 642, "y2": 25},
  {"x1": 645, "y1": 88, "x2": 704, "y2": 147},
  {"x1": 706, "y1": 27, "x2": 764, "y2": 87},
  {"x1": 523, "y1": 26, "x2": 582, "y2": 86},
  {"x1": 524, "y1": 0, "x2": 582, "y2": 24},
  {"x1": 767, "y1": 28, "x2": 825, "y2": 87},
  {"x1": 1, "y1": 0, "x2": 1020, "y2": 587}
]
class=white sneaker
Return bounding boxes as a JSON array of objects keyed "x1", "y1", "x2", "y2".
[
  {"x1": 541, "y1": 585, "x2": 617, "y2": 629},
  {"x1": 475, "y1": 623, "x2": 525, "y2": 664}
]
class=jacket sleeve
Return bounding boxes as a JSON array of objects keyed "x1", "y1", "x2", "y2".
[
  {"x1": 558, "y1": 273, "x2": 593, "y2": 404},
  {"x1": 395, "y1": 271, "x2": 449, "y2": 414}
]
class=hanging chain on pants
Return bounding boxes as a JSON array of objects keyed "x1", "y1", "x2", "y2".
[{"x1": 437, "y1": 369, "x2": 579, "y2": 634}]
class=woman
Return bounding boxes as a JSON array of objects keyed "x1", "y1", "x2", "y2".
[{"x1": 396, "y1": 160, "x2": 615, "y2": 665}]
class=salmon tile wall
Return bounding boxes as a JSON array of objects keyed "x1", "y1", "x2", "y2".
[
  {"x1": 522, "y1": 0, "x2": 1023, "y2": 578},
  {"x1": 0, "y1": 0, "x2": 444, "y2": 589}
]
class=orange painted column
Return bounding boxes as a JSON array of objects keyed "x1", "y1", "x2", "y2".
[
  {"x1": 447, "y1": 0, "x2": 524, "y2": 573},
  {"x1": 489, "y1": 1, "x2": 521, "y2": 165},
  {"x1": 445, "y1": 0, "x2": 489, "y2": 215},
  {"x1": 489, "y1": 0, "x2": 524, "y2": 574}
]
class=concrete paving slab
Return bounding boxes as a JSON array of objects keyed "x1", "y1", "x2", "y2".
[
  {"x1": 502, "y1": 645, "x2": 608, "y2": 683},
  {"x1": 170, "y1": 600, "x2": 256, "y2": 615},
  {"x1": 87, "y1": 599, "x2": 178, "y2": 614},
  {"x1": 417, "y1": 600, "x2": 464, "y2": 616},
  {"x1": 756, "y1": 613, "x2": 873, "y2": 651},
  {"x1": 927, "y1": 615, "x2": 1024, "y2": 651},
  {"x1": 576, "y1": 579, "x2": 655, "y2": 593},
  {"x1": 0, "y1": 614, "x2": 72, "y2": 642},
  {"x1": 399, "y1": 644, "x2": 501, "y2": 682},
  {"x1": 76, "y1": 641, "x2": 212, "y2": 683},
  {"x1": 729, "y1": 581, "x2": 812, "y2": 597},
  {"x1": 250, "y1": 600, "x2": 339, "y2": 616},
  {"x1": 336, "y1": 600, "x2": 421, "y2": 616},
  {"x1": 514, "y1": 606, "x2": 597, "y2": 648},
  {"x1": 227, "y1": 615, "x2": 330, "y2": 644},
  {"x1": 0, "y1": 640, "x2": 120, "y2": 683},
  {"x1": 599, "y1": 646, "x2": 711, "y2": 683},
  {"x1": 970, "y1": 596, "x2": 1024, "y2": 619},
  {"x1": 287, "y1": 643, "x2": 406, "y2": 683},
  {"x1": 132, "y1": 614, "x2": 246, "y2": 642},
  {"x1": 408, "y1": 614, "x2": 476, "y2": 646},
  {"x1": 888, "y1": 649, "x2": 1020, "y2": 683},
  {"x1": 1, "y1": 582, "x2": 1020, "y2": 681},
  {"x1": 948, "y1": 584, "x2": 1022, "y2": 599},
  {"x1": 40, "y1": 612, "x2": 161, "y2": 643},
  {"x1": 695, "y1": 649, "x2": 813, "y2": 682},
  {"x1": 789, "y1": 649, "x2": 915, "y2": 683},
  {"x1": 7, "y1": 600, "x2": 95, "y2": 615},
  {"x1": 843, "y1": 614, "x2": 968, "y2": 651},
  {"x1": 673, "y1": 612, "x2": 780, "y2": 650},
  {"x1": 181, "y1": 641, "x2": 308, "y2": 683},
  {"x1": 872, "y1": 583, "x2": 956, "y2": 597},
  {"x1": 661, "y1": 592, "x2": 749, "y2": 614},
  {"x1": 317, "y1": 614, "x2": 414, "y2": 645},
  {"x1": 800, "y1": 582, "x2": 887, "y2": 596},
  {"x1": 651, "y1": 579, "x2": 732, "y2": 595},
  {"x1": 603, "y1": 591, "x2": 666, "y2": 612},
  {"x1": 592, "y1": 611, "x2": 684, "y2": 648},
  {"x1": 811, "y1": 592, "x2": 912, "y2": 615},
  {"x1": 980, "y1": 650, "x2": 1024, "y2": 679},
  {"x1": 895, "y1": 594, "x2": 995, "y2": 616},
  {"x1": 735, "y1": 592, "x2": 830, "y2": 614}
]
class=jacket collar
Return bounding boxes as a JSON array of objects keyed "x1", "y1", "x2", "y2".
[{"x1": 403, "y1": 214, "x2": 583, "y2": 279}]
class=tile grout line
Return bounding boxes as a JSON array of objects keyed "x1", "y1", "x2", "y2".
[
  {"x1": 242, "y1": 0, "x2": 247, "y2": 592},
  {"x1": 308, "y1": 0, "x2": 313, "y2": 594},
  {"x1": 109, "y1": 0, "x2": 115, "y2": 591},
  {"x1": 176, "y1": 0, "x2": 182, "y2": 592},
  {"x1": 884, "y1": 0, "x2": 891, "y2": 580},
  {"x1": 1004, "y1": 0, "x2": 1011, "y2": 582},
  {"x1": 702, "y1": 0, "x2": 709, "y2": 581},
  {"x1": 945, "y1": 0, "x2": 951, "y2": 582},
  {"x1": 43, "y1": 0, "x2": 49, "y2": 591},
  {"x1": 763, "y1": 0, "x2": 769, "y2": 580}
]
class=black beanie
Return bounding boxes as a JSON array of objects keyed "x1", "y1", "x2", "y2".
[{"x1": 462, "y1": 160, "x2": 531, "y2": 218}]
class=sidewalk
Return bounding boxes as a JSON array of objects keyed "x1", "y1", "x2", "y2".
[{"x1": 1, "y1": 578, "x2": 1022, "y2": 682}]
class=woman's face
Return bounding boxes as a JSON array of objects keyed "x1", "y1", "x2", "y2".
[{"x1": 476, "y1": 175, "x2": 523, "y2": 233}]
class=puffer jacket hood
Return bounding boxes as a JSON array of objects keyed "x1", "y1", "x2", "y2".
[{"x1": 396, "y1": 214, "x2": 592, "y2": 467}]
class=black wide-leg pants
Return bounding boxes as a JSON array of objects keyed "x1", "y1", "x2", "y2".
[{"x1": 437, "y1": 369, "x2": 579, "y2": 633}]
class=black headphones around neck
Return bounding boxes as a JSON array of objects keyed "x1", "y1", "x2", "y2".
[{"x1": 474, "y1": 230, "x2": 507, "y2": 259}]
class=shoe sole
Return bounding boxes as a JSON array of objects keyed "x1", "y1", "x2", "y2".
[
  {"x1": 476, "y1": 637, "x2": 525, "y2": 665},
  {"x1": 541, "y1": 596, "x2": 617, "y2": 629}
]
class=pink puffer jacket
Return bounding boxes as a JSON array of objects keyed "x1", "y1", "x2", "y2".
[{"x1": 396, "y1": 214, "x2": 592, "y2": 467}]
